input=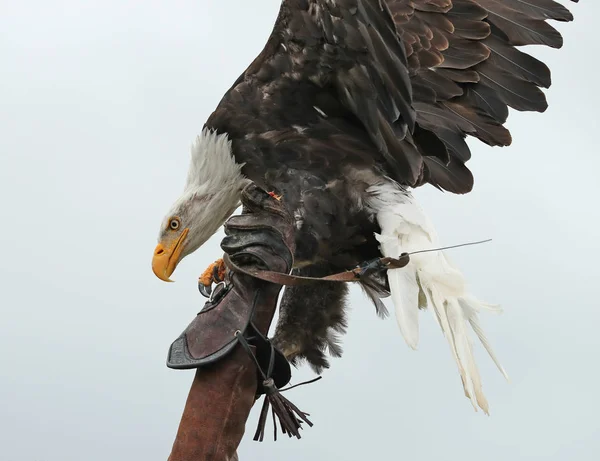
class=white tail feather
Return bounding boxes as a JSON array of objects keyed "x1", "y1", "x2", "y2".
[{"x1": 367, "y1": 182, "x2": 508, "y2": 414}]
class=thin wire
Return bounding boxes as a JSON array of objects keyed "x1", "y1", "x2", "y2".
[{"x1": 408, "y1": 239, "x2": 492, "y2": 256}]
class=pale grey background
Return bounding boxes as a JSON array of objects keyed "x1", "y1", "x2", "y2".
[{"x1": 1, "y1": 1, "x2": 598, "y2": 460}]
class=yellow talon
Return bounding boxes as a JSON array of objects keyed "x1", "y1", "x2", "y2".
[{"x1": 199, "y1": 258, "x2": 227, "y2": 287}]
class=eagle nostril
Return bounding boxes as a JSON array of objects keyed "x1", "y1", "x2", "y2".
[{"x1": 155, "y1": 248, "x2": 165, "y2": 256}]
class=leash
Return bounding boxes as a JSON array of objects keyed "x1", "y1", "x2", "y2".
[
  {"x1": 223, "y1": 253, "x2": 411, "y2": 286},
  {"x1": 223, "y1": 238, "x2": 491, "y2": 287}
]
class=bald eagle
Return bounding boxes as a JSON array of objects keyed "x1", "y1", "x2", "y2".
[{"x1": 152, "y1": 0, "x2": 578, "y2": 413}]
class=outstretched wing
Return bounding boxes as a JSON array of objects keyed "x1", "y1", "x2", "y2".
[
  {"x1": 208, "y1": 0, "x2": 578, "y2": 194},
  {"x1": 390, "y1": 0, "x2": 578, "y2": 193}
]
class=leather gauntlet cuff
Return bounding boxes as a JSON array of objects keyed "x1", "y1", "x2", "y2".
[{"x1": 166, "y1": 184, "x2": 295, "y2": 388}]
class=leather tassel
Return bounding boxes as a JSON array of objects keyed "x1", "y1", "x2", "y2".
[
  {"x1": 253, "y1": 378, "x2": 313, "y2": 441},
  {"x1": 235, "y1": 330, "x2": 319, "y2": 442}
]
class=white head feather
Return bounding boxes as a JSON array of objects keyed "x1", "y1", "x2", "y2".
[{"x1": 158, "y1": 128, "x2": 249, "y2": 260}]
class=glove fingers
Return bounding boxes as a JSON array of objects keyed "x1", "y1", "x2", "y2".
[
  {"x1": 225, "y1": 214, "x2": 289, "y2": 238},
  {"x1": 239, "y1": 184, "x2": 292, "y2": 222},
  {"x1": 221, "y1": 230, "x2": 292, "y2": 268}
]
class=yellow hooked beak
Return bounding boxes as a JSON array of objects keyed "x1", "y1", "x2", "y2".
[{"x1": 152, "y1": 228, "x2": 189, "y2": 282}]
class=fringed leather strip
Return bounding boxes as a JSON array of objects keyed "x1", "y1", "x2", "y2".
[{"x1": 235, "y1": 331, "x2": 318, "y2": 441}]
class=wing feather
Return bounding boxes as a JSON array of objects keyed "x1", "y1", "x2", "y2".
[
  {"x1": 213, "y1": 0, "x2": 579, "y2": 195},
  {"x1": 479, "y1": 0, "x2": 565, "y2": 48},
  {"x1": 384, "y1": 0, "x2": 578, "y2": 193},
  {"x1": 485, "y1": 35, "x2": 552, "y2": 88}
]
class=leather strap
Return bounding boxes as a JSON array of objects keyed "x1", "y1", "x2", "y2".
[{"x1": 223, "y1": 253, "x2": 410, "y2": 286}]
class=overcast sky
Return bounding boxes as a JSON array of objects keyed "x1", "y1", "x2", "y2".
[{"x1": 1, "y1": 1, "x2": 599, "y2": 460}]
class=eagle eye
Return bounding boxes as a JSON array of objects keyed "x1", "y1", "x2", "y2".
[{"x1": 168, "y1": 217, "x2": 181, "y2": 231}]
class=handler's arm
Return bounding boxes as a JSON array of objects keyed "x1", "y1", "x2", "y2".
[{"x1": 167, "y1": 184, "x2": 296, "y2": 460}]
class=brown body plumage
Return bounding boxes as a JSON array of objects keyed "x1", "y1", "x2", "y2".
[{"x1": 154, "y1": 0, "x2": 579, "y2": 377}]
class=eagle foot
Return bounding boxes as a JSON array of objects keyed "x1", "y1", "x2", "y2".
[{"x1": 198, "y1": 258, "x2": 227, "y2": 298}]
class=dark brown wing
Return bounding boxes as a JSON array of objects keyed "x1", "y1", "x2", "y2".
[
  {"x1": 210, "y1": 0, "x2": 424, "y2": 184},
  {"x1": 390, "y1": 0, "x2": 578, "y2": 192},
  {"x1": 208, "y1": 0, "x2": 579, "y2": 194}
]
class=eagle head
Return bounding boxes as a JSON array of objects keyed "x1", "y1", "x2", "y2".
[{"x1": 152, "y1": 129, "x2": 248, "y2": 282}]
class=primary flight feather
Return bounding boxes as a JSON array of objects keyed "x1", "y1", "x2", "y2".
[{"x1": 152, "y1": 0, "x2": 579, "y2": 413}]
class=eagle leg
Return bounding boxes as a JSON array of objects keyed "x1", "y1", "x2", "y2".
[
  {"x1": 198, "y1": 258, "x2": 226, "y2": 298},
  {"x1": 273, "y1": 263, "x2": 349, "y2": 374}
]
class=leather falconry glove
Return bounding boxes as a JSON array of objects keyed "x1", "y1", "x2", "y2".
[{"x1": 167, "y1": 184, "x2": 313, "y2": 461}]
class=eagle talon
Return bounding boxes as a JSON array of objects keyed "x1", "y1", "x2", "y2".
[
  {"x1": 198, "y1": 258, "x2": 227, "y2": 298},
  {"x1": 198, "y1": 281, "x2": 212, "y2": 298},
  {"x1": 212, "y1": 263, "x2": 224, "y2": 283}
]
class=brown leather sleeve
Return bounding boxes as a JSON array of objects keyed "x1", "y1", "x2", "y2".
[{"x1": 168, "y1": 347, "x2": 257, "y2": 461}]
